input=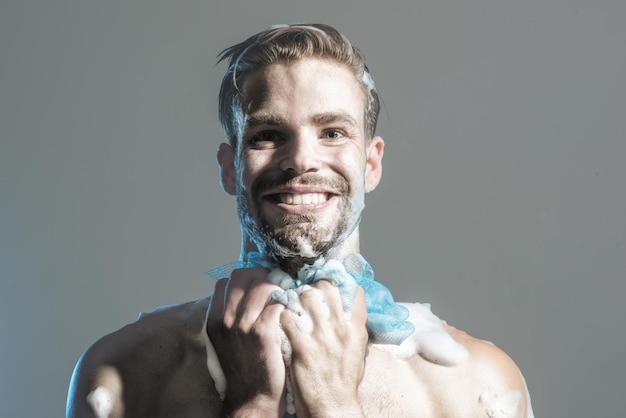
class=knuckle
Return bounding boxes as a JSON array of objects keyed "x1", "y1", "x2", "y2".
[
  {"x1": 212, "y1": 278, "x2": 228, "y2": 294},
  {"x1": 313, "y1": 279, "x2": 335, "y2": 290},
  {"x1": 299, "y1": 286, "x2": 322, "y2": 302},
  {"x1": 254, "y1": 277, "x2": 280, "y2": 292},
  {"x1": 230, "y1": 266, "x2": 268, "y2": 281}
]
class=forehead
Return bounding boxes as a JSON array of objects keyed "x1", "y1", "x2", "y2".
[{"x1": 240, "y1": 59, "x2": 366, "y2": 124}]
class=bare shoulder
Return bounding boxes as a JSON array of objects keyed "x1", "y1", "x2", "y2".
[
  {"x1": 67, "y1": 297, "x2": 218, "y2": 417},
  {"x1": 442, "y1": 322, "x2": 533, "y2": 417},
  {"x1": 361, "y1": 308, "x2": 533, "y2": 418}
]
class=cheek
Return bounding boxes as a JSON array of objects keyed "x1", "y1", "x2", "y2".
[
  {"x1": 238, "y1": 152, "x2": 273, "y2": 190},
  {"x1": 336, "y1": 156, "x2": 367, "y2": 185}
]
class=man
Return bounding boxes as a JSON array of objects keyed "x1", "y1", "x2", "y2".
[{"x1": 67, "y1": 24, "x2": 533, "y2": 417}]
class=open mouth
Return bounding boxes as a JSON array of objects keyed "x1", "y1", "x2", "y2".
[
  {"x1": 274, "y1": 192, "x2": 330, "y2": 206},
  {"x1": 259, "y1": 181, "x2": 343, "y2": 212}
]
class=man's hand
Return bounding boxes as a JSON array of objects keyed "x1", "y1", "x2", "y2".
[
  {"x1": 206, "y1": 267, "x2": 287, "y2": 417},
  {"x1": 281, "y1": 280, "x2": 369, "y2": 418}
]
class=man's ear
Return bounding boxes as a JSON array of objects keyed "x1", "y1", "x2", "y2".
[
  {"x1": 217, "y1": 142, "x2": 236, "y2": 195},
  {"x1": 364, "y1": 136, "x2": 384, "y2": 193}
]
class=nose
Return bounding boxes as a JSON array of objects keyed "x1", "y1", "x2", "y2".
[{"x1": 278, "y1": 133, "x2": 320, "y2": 174}]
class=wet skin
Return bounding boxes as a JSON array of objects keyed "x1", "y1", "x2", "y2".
[{"x1": 67, "y1": 58, "x2": 532, "y2": 418}]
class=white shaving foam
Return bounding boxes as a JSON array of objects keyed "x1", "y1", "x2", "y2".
[
  {"x1": 86, "y1": 387, "x2": 113, "y2": 418},
  {"x1": 372, "y1": 302, "x2": 469, "y2": 365},
  {"x1": 521, "y1": 370, "x2": 535, "y2": 418},
  {"x1": 479, "y1": 389, "x2": 523, "y2": 418},
  {"x1": 200, "y1": 317, "x2": 227, "y2": 400},
  {"x1": 295, "y1": 235, "x2": 316, "y2": 258},
  {"x1": 361, "y1": 71, "x2": 376, "y2": 92},
  {"x1": 281, "y1": 331, "x2": 296, "y2": 414},
  {"x1": 266, "y1": 268, "x2": 296, "y2": 289}
]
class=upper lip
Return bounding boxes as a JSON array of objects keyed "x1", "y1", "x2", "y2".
[{"x1": 261, "y1": 185, "x2": 339, "y2": 197}]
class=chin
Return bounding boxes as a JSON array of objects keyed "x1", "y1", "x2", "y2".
[
  {"x1": 274, "y1": 254, "x2": 320, "y2": 277},
  {"x1": 260, "y1": 235, "x2": 335, "y2": 276}
]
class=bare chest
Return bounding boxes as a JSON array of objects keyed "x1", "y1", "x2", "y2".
[
  {"x1": 149, "y1": 348, "x2": 452, "y2": 418},
  {"x1": 357, "y1": 347, "x2": 438, "y2": 417}
]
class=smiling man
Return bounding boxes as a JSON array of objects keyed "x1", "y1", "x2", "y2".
[
  {"x1": 219, "y1": 57, "x2": 381, "y2": 277},
  {"x1": 67, "y1": 24, "x2": 533, "y2": 417}
]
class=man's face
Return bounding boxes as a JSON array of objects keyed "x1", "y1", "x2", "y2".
[{"x1": 219, "y1": 58, "x2": 383, "y2": 272}]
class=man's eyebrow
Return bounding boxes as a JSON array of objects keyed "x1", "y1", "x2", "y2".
[
  {"x1": 244, "y1": 112, "x2": 359, "y2": 130},
  {"x1": 311, "y1": 112, "x2": 359, "y2": 128},
  {"x1": 244, "y1": 114, "x2": 287, "y2": 129}
]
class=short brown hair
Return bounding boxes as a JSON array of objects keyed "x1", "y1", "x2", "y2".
[{"x1": 217, "y1": 23, "x2": 380, "y2": 146}]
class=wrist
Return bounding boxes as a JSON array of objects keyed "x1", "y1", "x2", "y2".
[
  {"x1": 222, "y1": 394, "x2": 283, "y2": 418},
  {"x1": 300, "y1": 398, "x2": 364, "y2": 418}
]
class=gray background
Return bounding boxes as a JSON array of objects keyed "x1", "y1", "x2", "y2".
[{"x1": 1, "y1": 0, "x2": 624, "y2": 416}]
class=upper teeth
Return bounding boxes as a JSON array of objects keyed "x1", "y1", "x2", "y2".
[{"x1": 279, "y1": 193, "x2": 328, "y2": 205}]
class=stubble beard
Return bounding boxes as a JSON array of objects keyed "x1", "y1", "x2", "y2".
[{"x1": 236, "y1": 173, "x2": 363, "y2": 277}]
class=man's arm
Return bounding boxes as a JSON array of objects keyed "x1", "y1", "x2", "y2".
[
  {"x1": 67, "y1": 337, "x2": 126, "y2": 418},
  {"x1": 68, "y1": 298, "x2": 220, "y2": 418}
]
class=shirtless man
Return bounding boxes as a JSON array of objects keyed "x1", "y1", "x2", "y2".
[{"x1": 67, "y1": 24, "x2": 533, "y2": 417}]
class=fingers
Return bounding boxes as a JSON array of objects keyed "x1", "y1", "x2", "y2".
[
  {"x1": 207, "y1": 267, "x2": 282, "y2": 333},
  {"x1": 299, "y1": 280, "x2": 340, "y2": 320},
  {"x1": 279, "y1": 281, "x2": 369, "y2": 413},
  {"x1": 350, "y1": 286, "x2": 367, "y2": 324},
  {"x1": 281, "y1": 280, "x2": 368, "y2": 343},
  {"x1": 207, "y1": 278, "x2": 228, "y2": 326},
  {"x1": 210, "y1": 270, "x2": 367, "y2": 342},
  {"x1": 226, "y1": 268, "x2": 273, "y2": 329},
  {"x1": 256, "y1": 303, "x2": 286, "y2": 345},
  {"x1": 296, "y1": 280, "x2": 365, "y2": 324}
]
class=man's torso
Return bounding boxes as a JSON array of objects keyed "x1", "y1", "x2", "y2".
[{"x1": 74, "y1": 297, "x2": 530, "y2": 417}]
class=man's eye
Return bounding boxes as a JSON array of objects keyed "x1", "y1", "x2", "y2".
[
  {"x1": 250, "y1": 131, "x2": 282, "y2": 146},
  {"x1": 322, "y1": 130, "x2": 344, "y2": 140}
]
